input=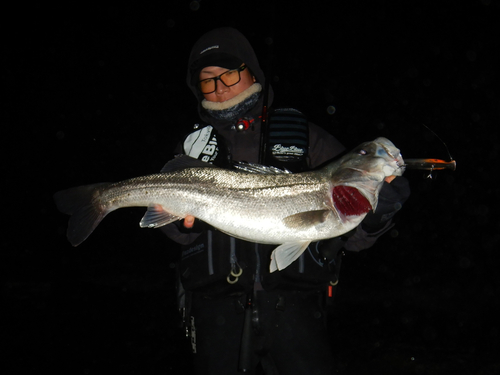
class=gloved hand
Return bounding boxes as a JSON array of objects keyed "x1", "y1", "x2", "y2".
[
  {"x1": 318, "y1": 236, "x2": 348, "y2": 262},
  {"x1": 362, "y1": 176, "x2": 410, "y2": 233}
]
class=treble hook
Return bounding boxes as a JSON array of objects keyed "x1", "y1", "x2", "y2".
[{"x1": 426, "y1": 164, "x2": 435, "y2": 179}]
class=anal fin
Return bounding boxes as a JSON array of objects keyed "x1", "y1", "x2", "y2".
[{"x1": 139, "y1": 204, "x2": 182, "y2": 228}]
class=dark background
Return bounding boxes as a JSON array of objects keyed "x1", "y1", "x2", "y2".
[{"x1": 3, "y1": 1, "x2": 499, "y2": 374}]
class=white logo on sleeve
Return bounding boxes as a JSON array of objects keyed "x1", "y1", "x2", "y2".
[{"x1": 184, "y1": 126, "x2": 219, "y2": 163}]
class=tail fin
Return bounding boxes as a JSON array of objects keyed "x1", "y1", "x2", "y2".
[{"x1": 54, "y1": 183, "x2": 111, "y2": 246}]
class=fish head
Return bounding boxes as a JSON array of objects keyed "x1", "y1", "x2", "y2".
[
  {"x1": 326, "y1": 137, "x2": 405, "y2": 214},
  {"x1": 345, "y1": 137, "x2": 404, "y2": 178}
]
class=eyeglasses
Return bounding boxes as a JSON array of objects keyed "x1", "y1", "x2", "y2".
[{"x1": 198, "y1": 65, "x2": 248, "y2": 94}]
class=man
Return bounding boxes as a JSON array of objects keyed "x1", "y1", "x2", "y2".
[{"x1": 162, "y1": 27, "x2": 410, "y2": 374}]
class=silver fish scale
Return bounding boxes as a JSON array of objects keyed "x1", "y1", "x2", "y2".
[{"x1": 98, "y1": 168, "x2": 337, "y2": 244}]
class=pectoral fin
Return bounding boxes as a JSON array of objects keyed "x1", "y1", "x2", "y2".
[
  {"x1": 140, "y1": 204, "x2": 182, "y2": 228},
  {"x1": 282, "y1": 210, "x2": 331, "y2": 229},
  {"x1": 270, "y1": 241, "x2": 311, "y2": 272}
]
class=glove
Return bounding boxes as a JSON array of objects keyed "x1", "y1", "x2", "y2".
[
  {"x1": 318, "y1": 237, "x2": 347, "y2": 262},
  {"x1": 362, "y1": 176, "x2": 410, "y2": 233}
]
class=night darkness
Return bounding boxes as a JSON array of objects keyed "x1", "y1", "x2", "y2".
[{"x1": 3, "y1": 1, "x2": 499, "y2": 374}]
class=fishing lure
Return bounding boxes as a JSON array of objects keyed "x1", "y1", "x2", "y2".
[{"x1": 403, "y1": 124, "x2": 456, "y2": 177}]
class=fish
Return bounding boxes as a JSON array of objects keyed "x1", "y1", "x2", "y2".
[{"x1": 54, "y1": 137, "x2": 404, "y2": 272}]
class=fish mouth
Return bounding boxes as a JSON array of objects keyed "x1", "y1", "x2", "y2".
[
  {"x1": 381, "y1": 143, "x2": 402, "y2": 163},
  {"x1": 381, "y1": 143, "x2": 405, "y2": 174},
  {"x1": 382, "y1": 143, "x2": 396, "y2": 159}
]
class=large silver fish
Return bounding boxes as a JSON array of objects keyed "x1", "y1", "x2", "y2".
[{"x1": 54, "y1": 137, "x2": 404, "y2": 272}]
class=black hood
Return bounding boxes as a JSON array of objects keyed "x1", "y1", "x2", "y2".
[{"x1": 186, "y1": 27, "x2": 273, "y2": 125}]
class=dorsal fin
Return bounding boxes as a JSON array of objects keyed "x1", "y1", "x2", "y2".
[{"x1": 233, "y1": 161, "x2": 292, "y2": 174}]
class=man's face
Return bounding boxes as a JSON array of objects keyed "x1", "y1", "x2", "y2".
[{"x1": 199, "y1": 65, "x2": 255, "y2": 103}]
